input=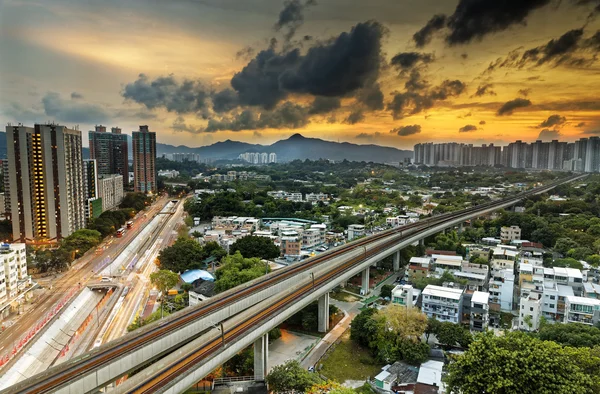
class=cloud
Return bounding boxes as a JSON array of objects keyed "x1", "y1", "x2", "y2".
[
  {"x1": 445, "y1": 0, "x2": 552, "y2": 45},
  {"x1": 413, "y1": 14, "x2": 446, "y2": 47},
  {"x1": 479, "y1": 120, "x2": 486, "y2": 125},
  {"x1": 345, "y1": 109, "x2": 364, "y2": 124},
  {"x1": 355, "y1": 131, "x2": 382, "y2": 140},
  {"x1": 518, "y1": 88, "x2": 532, "y2": 97},
  {"x1": 172, "y1": 116, "x2": 203, "y2": 133},
  {"x1": 537, "y1": 128, "x2": 562, "y2": 140},
  {"x1": 582, "y1": 129, "x2": 600, "y2": 135},
  {"x1": 205, "y1": 102, "x2": 309, "y2": 132},
  {"x1": 71, "y1": 92, "x2": 83, "y2": 100},
  {"x1": 459, "y1": 124, "x2": 478, "y2": 132},
  {"x1": 519, "y1": 28, "x2": 585, "y2": 66},
  {"x1": 390, "y1": 124, "x2": 421, "y2": 136},
  {"x1": 253, "y1": 130, "x2": 263, "y2": 138},
  {"x1": 497, "y1": 98, "x2": 532, "y2": 116},
  {"x1": 211, "y1": 89, "x2": 239, "y2": 113},
  {"x1": 388, "y1": 79, "x2": 466, "y2": 119},
  {"x1": 576, "y1": 122, "x2": 586, "y2": 127},
  {"x1": 472, "y1": 83, "x2": 496, "y2": 97},
  {"x1": 122, "y1": 74, "x2": 208, "y2": 114},
  {"x1": 390, "y1": 52, "x2": 434, "y2": 69},
  {"x1": 308, "y1": 96, "x2": 341, "y2": 114},
  {"x1": 42, "y1": 92, "x2": 110, "y2": 124},
  {"x1": 357, "y1": 84, "x2": 384, "y2": 111},
  {"x1": 274, "y1": 0, "x2": 316, "y2": 42},
  {"x1": 538, "y1": 114, "x2": 566, "y2": 128}
]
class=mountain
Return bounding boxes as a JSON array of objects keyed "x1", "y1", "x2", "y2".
[
  {"x1": 157, "y1": 134, "x2": 412, "y2": 163},
  {"x1": 0, "y1": 132, "x2": 412, "y2": 164}
]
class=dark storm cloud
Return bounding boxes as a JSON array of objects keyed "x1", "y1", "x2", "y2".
[
  {"x1": 274, "y1": 0, "x2": 316, "y2": 42},
  {"x1": 518, "y1": 88, "x2": 532, "y2": 97},
  {"x1": 479, "y1": 120, "x2": 486, "y2": 125},
  {"x1": 205, "y1": 102, "x2": 309, "y2": 132},
  {"x1": 390, "y1": 124, "x2": 422, "y2": 136},
  {"x1": 390, "y1": 52, "x2": 434, "y2": 69},
  {"x1": 355, "y1": 132, "x2": 382, "y2": 140},
  {"x1": 122, "y1": 74, "x2": 208, "y2": 114},
  {"x1": 404, "y1": 70, "x2": 429, "y2": 92},
  {"x1": 71, "y1": 92, "x2": 83, "y2": 100},
  {"x1": 538, "y1": 114, "x2": 566, "y2": 128},
  {"x1": 537, "y1": 128, "x2": 562, "y2": 140},
  {"x1": 345, "y1": 109, "x2": 365, "y2": 124},
  {"x1": 497, "y1": 98, "x2": 532, "y2": 116},
  {"x1": 308, "y1": 96, "x2": 341, "y2": 114},
  {"x1": 388, "y1": 79, "x2": 466, "y2": 119},
  {"x1": 583, "y1": 30, "x2": 600, "y2": 50},
  {"x1": 445, "y1": 0, "x2": 551, "y2": 45},
  {"x1": 211, "y1": 89, "x2": 240, "y2": 113},
  {"x1": 582, "y1": 129, "x2": 600, "y2": 135},
  {"x1": 459, "y1": 124, "x2": 478, "y2": 132},
  {"x1": 357, "y1": 84, "x2": 384, "y2": 111},
  {"x1": 414, "y1": 0, "x2": 551, "y2": 47},
  {"x1": 42, "y1": 92, "x2": 109, "y2": 124},
  {"x1": 472, "y1": 83, "x2": 496, "y2": 97},
  {"x1": 172, "y1": 116, "x2": 203, "y2": 133},
  {"x1": 519, "y1": 28, "x2": 584, "y2": 66},
  {"x1": 413, "y1": 14, "x2": 446, "y2": 48}
]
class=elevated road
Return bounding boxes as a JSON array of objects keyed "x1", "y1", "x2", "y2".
[{"x1": 3, "y1": 174, "x2": 585, "y2": 394}]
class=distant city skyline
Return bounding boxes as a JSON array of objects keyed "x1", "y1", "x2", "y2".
[{"x1": 1, "y1": 1, "x2": 599, "y2": 149}]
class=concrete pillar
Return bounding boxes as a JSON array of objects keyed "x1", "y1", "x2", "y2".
[
  {"x1": 393, "y1": 251, "x2": 401, "y2": 272},
  {"x1": 419, "y1": 238, "x2": 424, "y2": 246},
  {"x1": 458, "y1": 223, "x2": 464, "y2": 233},
  {"x1": 254, "y1": 333, "x2": 269, "y2": 381},
  {"x1": 361, "y1": 268, "x2": 370, "y2": 295},
  {"x1": 318, "y1": 292, "x2": 330, "y2": 333}
]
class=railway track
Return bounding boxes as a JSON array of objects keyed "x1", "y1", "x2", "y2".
[{"x1": 4, "y1": 174, "x2": 584, "y2": 394}]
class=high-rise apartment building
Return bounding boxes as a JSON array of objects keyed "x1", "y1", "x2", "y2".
[
  {"x1": 83, "y1": 159, "x2": 98, "y2": 200},
  {"x1": 88, "y1": 125, "x2": 129, "y2": 187},
  {"x1": 584, "y1": 137, "x2": 600, "y2": 173},
  {"x1": 132, "y1": 125, "x2": 156, "y2": 193},
  {"x1": 98, "y1": 174, "x2": 124, "y2": 211},
  {"x1": 6, "y1": 124, "x2": 86, "y2": 243}
]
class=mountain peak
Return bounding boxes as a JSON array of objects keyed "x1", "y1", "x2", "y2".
[{"x1": 288, "y1": 133, "x2": 306, "y2": 140}]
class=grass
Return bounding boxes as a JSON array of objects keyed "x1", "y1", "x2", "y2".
[
  {"x1": 319, "y1": 331, "x2": 382, "y2": 383},
  {"x1": 330, "y1": 291, "x2": 361, "y2": 302}
]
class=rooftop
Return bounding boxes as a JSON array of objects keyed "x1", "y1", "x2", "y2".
[
  {"x1": 472, "y1": 291, "x2": 490, "y2": 304},
  {"x1": 422, "y1": 285, "x2": 463, "y2": 299}
]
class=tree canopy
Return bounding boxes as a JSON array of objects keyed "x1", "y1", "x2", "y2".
[
  {"x1": 266, "y1": 360, "x2": 320, "y2": 394},
  {"x1": 445, "y1": 331, "x2": 600, "y2": 394},
  {"x1": 537, "y1": 323, "x2": 600, "y2": 348},
  {"x1": 230, "y1": 235, "x2": 280, "y2": 260},
  {"x1": 150, "y1": 270, "x2": 179, "y2": 295},
  {"x1": 157, "y1": 237, "x2": 207, "y2": 273},
  {"x1": 214, "y1": 251, "x2": 270, "y2": 293}
]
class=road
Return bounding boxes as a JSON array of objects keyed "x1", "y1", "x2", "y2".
[
  {"x1": 101, "y1": 200, "x2": 185, "y2": 344},
  {"x1": 0, "y1": 196, "x2": 168, "y2": 366}
]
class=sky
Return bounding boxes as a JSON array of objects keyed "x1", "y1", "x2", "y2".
[{"x1": 1, "y1": 0, "x2": 599, "y2": 149}]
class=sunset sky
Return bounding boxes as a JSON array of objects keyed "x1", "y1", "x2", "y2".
[{"x1": 1, "y1": 0, "x2": 599, "y2": 149}]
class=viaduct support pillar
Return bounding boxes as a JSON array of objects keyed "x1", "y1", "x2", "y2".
[
  {"x1": 393, "y1": 251, "x2": 401, "y2": 272},
  {"x1": 362, "y1": 268, "x2": 370, "y2": 295},
  {"x1": 458, "y1": 223, "x2": 464, "y2": 233},
  {"x1": 318, "y1": 292, "x2": 330, "y2": 333},
  {"x1": 254, "y1": 333, "x2": 269, "y2": 381},
  {"x1": 419, "y1": 238, "x2": 424, "y2": 247}
]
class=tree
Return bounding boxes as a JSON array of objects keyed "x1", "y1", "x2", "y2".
[
  {"x1": 157, "y1": 237, "x2": 205, "y2": 273},
  {"x1": 425, "y1": 317, "x2": 441, "y2": 343},
  {"x1": 120, "y1": 192, "x2": 151, "y2": 211},
  {"x1": 434, "y1": 322, "x2": 472, "y2": 348},
  {"x1": 537, "y1": 323, "x2": 600, "y2": 348},
  {"x1": 554, "y1": 237, "x2": 579, "y2": 255},
  {"x1": 307, "y1": 381, "x2": 355, "y2": 394},
  {"x1": 266, "y1": 360, "x2": 320, "y2": 393},
  {"x1": 550, "y1": 257, "x2": 583, "y2": 269},
  {"x1": 230, "y1": 236, "x2": 280, "y2": 260},
  {"x1": 445, "y1": 331, "x2": 600, "y2": 394},
  {"x1": 374, "y1": 305, "x2": 427, "y2": 341},
  {"x1": 380, "y1": 284, "x2": 394, "y2": 299},
  {"x1": 350, "y1": 308, "x2": 378, "y2": 347},
  {"x1": 150, "y1": 270, "x2": 180, "y2": 318},
  {"x1": 214, "y1": 251, "x2": 270, "y2": 293}
]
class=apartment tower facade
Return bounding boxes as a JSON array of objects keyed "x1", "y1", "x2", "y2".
[
  {"x1": 132, "y1": 125, "x2": 156, "y2": 193},
  {"x1": 88, "y1": 125, "x2": 129, "y2": 187}
]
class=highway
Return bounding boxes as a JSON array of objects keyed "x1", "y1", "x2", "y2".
[
  {"x1": 1, "y1": 174, "x2": 586, "y2": 394},
  {"x1": 0, "y1": 197, "x2": 169, "y2": 372}
]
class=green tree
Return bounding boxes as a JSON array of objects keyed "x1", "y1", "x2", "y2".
[
  {"x1": 350, "y1": 308, "x2": 378, "y2": 348},
  {"x1": 61, "y1": 229, "x2": 102, "y2": 258},
  {"x1": 434, "y1": 322, "x2": 472, "y2": 348},
  {"x1": 157, "y1": 237, "x2": 205, "y2": 273},
  {"x1": 550, "y1": 257, "x2": 583, "y2": 269},
  {"x1": 150, "y1": 270, "x2": 180, "y2": 318},
  {"x1": 554, "y1": 237, "x2": 579, "y2": 255},
  {"x1": 266, "y1": 360, "x2": 321, "y2": 393},
  {"x1": 120, "y1": 192, "x2": 151, "y2": 211},
  {"x1": 214, "y1": 251, "x2": 270, "y2": 293},
  {"x1": 379, "y1": 284, "x2": 394, "y2": 299},
  {"x1": 537, "y1": 323, "x2": 600, "y2": 348},
  {"x1": 445, "y1": 331, "x2": 600, "y2": 394},
  {"x1": 425, "y1": 317, "x2": 441, "y2": 343},
  {"x1": 230, "y1": 236, "x2": 280, "y2": 260}
]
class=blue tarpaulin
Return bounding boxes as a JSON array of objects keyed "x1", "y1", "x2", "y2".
[{"x1": 180, "y1": 269, "x2": 215, "y2": 283}]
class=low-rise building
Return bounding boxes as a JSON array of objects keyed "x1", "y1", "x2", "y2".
[
  {"x1": 519, "y1": 292, "x2": 543, "y2": 331},
  {"x1": 422, "y1": 285, "x2": 464, "y2": 324},
  {"x1": 98, "y1": 174, "x2": 124, "y2": 212},
  {"x1": 489, "y1": 268, "x2": 515, "y2": 312},
  {"x1": 392, "y1": 284, "x2": 417, "y2": 307},
  {"x1": 500, "y1": 225, "x2": 521, "y2": 243},
  {"x1": 564, "y1": 296, "x2": 600, "y2": 326},
  {"x1": 404, "y1": 257, "x2": 432, "y2": 283},
  {"x1": 347, "y1": 224, "x2": 365, "y2": 241},
  {"x1": 302, "y1": 228, "x2": 324, "y2": 249},
  {"x1": 470, "y1": 291, "x2": 490, "y2": 332},
  {"x1": 0, "y1": 243, "x2": 29, "y2": 305}
]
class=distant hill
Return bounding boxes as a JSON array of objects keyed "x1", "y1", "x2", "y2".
[
  {"x1": 158, "y1": 133, "x2": 412, "y2": 163},
  {"x1": 0, "y1": 132, "x2": 412, "y2": 163}
]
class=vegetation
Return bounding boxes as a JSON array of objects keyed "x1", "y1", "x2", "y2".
[
  {"x1": 307, "y1": 381, "x2": 357, "y2": 394},
  {"x1": 157, "y1": 237, "x2": 206, "y2": 273},
  {"x1": 214, "y1": 251, "x2": 270, "y2": 293},
  {"x1": 230, "y1": 235, "x2": 280, "y2": 260},
  {"x1": 379, "y1": 284, "x2": 394, "y2": 299},
  {"x1": 284, "y1": 301, "x2": 339, "y2": 332},
  {"x1": 266, "y1": 360, "x2": 321, "y2": 394},
  {"x1": 320, "y1": 330, "x2": 382, "y2": 383},
  {"x1": 445, "y1": 331, "x2": 600, "y2": 394},
  {"x1": 537, "y1": 323, "x2": 600, "y2": 348},
  {"x1": 150, "y1": 269, "x2": 180, "y2": 316},
  {"x1": 88, "y1": 208, "x2": 135, "y2": 237},
  {"x1": 120, "y1": 192, "x2": 152, "y2": 211}
]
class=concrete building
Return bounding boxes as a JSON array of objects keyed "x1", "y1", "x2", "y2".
[
  {"x1": 470, "y1": 291, "x2": 490, "y2": 332},
  {"x1": 500, "y1": 226, "x2": 521, "y2": 243},
  {"x1": 6, "y1": 124, "x2": 86, "y2": 244},
  {"x1": 421, "y1": 285, "x2": 464, "y2": 323},
  {"x1": 269, "y1": 153, "x2": 277, "y2": 163},
  {"x1": 392, "y1": 284, "x2": 417, "y2": 307},
  {"x1": 564, "y1": 296, "x2": 600, "y2": 326},
  {"x1": 132, "y1": 125, "x2": 156, "y2": 193},
  {"x1": 301, "y1": 228, "x2": 324, "y2": 249},
  {"x1": 519, "y1": 292, "x2": 543, "y2": 331},
  {"x1": 158, "y1": 170, "x2": 180, "y2": 178},
  {"x1": 0, "y1": 243, "x2": 28, "y2": 303},
  {"x1": 489, "y1": 268, "x2": 515, "y2": 312},
  {"x1": 347, "y1": 224, "x2": 365, "y2": 241},
  {"x1": 98, "y1": 174, "x2": 124, "y2": 212},
  {"x1": 88, "y1": 126, "x2": 129, "y2": 187},
  {"x1": 405, "y1": 257, "x2": 432, "y2": 283},
  {"x1": 280, "y1": 236, "x2": 301, "y2": 257}
]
